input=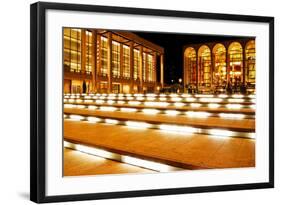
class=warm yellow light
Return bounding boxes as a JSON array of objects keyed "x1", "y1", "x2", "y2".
[
  {"x1": 174, "y1": 102, "x2": 185, "y2": 107},
  {"x1": 147, "y1": 97, "x2": 156, "y2": 101},
  {"x1": 120, "y1": 108, "x2": 137, "y2": 112},
  {"x1": 96, "y1": 100, "x2": 105, "y2": 104},
  {"x1": 84, "y1": 99, "x2": 93, "y2": 103},
  {"x1": 250, "y1": 104, "x2": 256, "y2": 109},
  {"x1": 69, "y1": 115, "x2": 84, "y2": 121},
  {"x1": 190, "y1": 103, "x2": 201, "y2": 108},
  {"x1": 125, "y1": 121, "x2": 151, "y2": 129},
  {"x1": 136, "y1": 97, "x2": 145, "y2": 101},
  {"x1": 75, "y1": 144, "x2": 116, "y2": 159},
  {"x1": 171, "y1": 97, "x2": 182, "y2": 102},
  {"x1": 146, "y1": 93, "x2": 157, "y2": 97},
  {"x1": 159, "y1": 97, "x2": 167, "y2": 101},
  {"x1": 64, "y1": 104, "x2": 76, "y2": 108},
  {"x1": 142, "y1": 108, "x2": 160, "y2": 115},
  {"x1": 186, "y1": 111, "x2": 210, "y2": 118},
  {"x1": 159, "y1": 124, "x2": 197, "y2": 134},
  {"x1": 129, "y1": 101, "x2": 141, "y2": 105},
  {"x1": 87, "y1": 116, "x2": 101, "y2": 123},
  {"x1": 165, "y1": 110, "x2": 179, "y2": 116},
  {"x1": 118, "y1": 97, "x2": 125, "y2": 100},
  {"x1": 105, "y1": 119, "x2": 119, "y2": 124},
  {"x1": 88, "y1": 105, "x2": 97, "y2": 110},
  {"x1": 200, "y1": 98, "x2": 222, "y2": 103},
  {"x1": 219, "y1": 113, "x2": 245, "y2": 119},
  {"x1": 195, "y1": 94, "x2": 213, "y2": 98},
  {"x1": 208, "y1": 129, "x2": 234, "y2": 137},
  {"x1": 232, "y1": 94, "x2": 244, "y2": 98},
  {"x1": 76, "y1": 105, "x2": 85, "y2": 109},
  {"x1": 107, "y1": 100, "x2": 115, "y2": 104},
  {"x1": 76, "y1": 99, "x2": 83, "y2": 103},
  {"x1": 208, "y1": 103, "x2": 220, "y2": 108},
  {"x1": 126, "y1": 96, "x2": 134, "y2": 100},
  {"x1": 144, "y1": 102, "x2": 169, "y2": 107},
  {"x1": 181, "y1": 94, "x2": 191, "y2": 97},
  {"x1": 185, "y1": 97, "x2": 195, "y2": 102},
  {"x1": 100, "y1": 106, "x2": 117, "y2": 112},
  {"x1": 218, "y1": 94, "x2": 228, "y2": 98},
  {"x1": 122, "y1": 155, "x2": 172, "y2": 172},
  {"x1": 228, "y1": 98, "x2": 244, "y2": 103},
  {"x1": 226, "y1": 104, "x2": 243, "y2": 109},
  {"x1": 107, "y1": 96, "x2": 116, "y2": 100},
  {"x1": 117, "y1": 100, "x2": 125, "y2": 105}
]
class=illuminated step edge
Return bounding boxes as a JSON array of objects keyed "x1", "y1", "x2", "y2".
[
  {"x1": 64, "y1": 114, "x2": 255, "y2": 139},
  {"x1": 64, "y1": 141, "x2": 181, "y2": 172},
  {"x1": 64, "y1": 96, "x2": 255, "y2": 104},
  {"x1": 64, "y1": 103, "x2": 255, "y2": 119},
  {"x1": 64, "y1": 99, "x2": 255, "y2": 110},
  {"x1": 64, "y1": 93, "x2": 256, "y2": 99}
]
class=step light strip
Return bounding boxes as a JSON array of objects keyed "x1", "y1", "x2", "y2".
[
  {"x1": 64, "y1": 104, "x2": 252, "y2": 119},
  {"x1": 64, "y1": 114, "x2": 255, "y2": 139},
  {"x1": 64, "y1": 141, "x2": 179, "y2": 172}
]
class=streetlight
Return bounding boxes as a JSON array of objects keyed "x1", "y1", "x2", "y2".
[{"x1": 178, "y1": 78, "x2": 182, "y2": 83}]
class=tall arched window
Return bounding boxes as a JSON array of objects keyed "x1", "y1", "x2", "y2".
[
  {"x1": 245, "y1": 40, "x2": 256, "y2": 85},
  {"x1": 212, "y1": 43, "x2": 226, "y2": 87},
  {"x1": 198, "y1": 45, "x2": 211, "y2": 87},
  {"x1": 184, "y1": 47, "x2": 196, "y2": 86},
  {"x1": 228, "y1": 42, "x2": 243, "y2": 85}
]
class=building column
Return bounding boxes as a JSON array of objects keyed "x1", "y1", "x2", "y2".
[
  {"x1": 91, "y1": 30, "x2": 97, "y2": 93},
  {"x1": 119, "y1": 44, "x2": 123, "y2": 93},
  {"x1": 153, "y1": 52, "x2": 157, "y2": 92},
  {"x1": 107, "y1": 33, "x2": 112, "y2": 93},
  {"x1": 81, "y1": 29, "x2": 86, "y2": 73},
  {"x1": 196, "y1": 56, "x2": 199, "y2": 92},
  {"x1": 160, "y1": 54, "x2": 164, "y2": 88},
  {"x1": 242, "y1": 46, "x2": 246, "y2": 85},
  {"x1": 139, "y1": 46, "x2": 144, "y2": 92},
  {"x1": 211, "y1": 53, "x2": 215, "y2": 88},
  {"x1": 96, "y1": 35, "x2": 102, "y2": 92},
  {"x1": 226, "y1": 52, "x2": 230, "y2": 84},
  {"x1": 129, "y1": 42, "x2": 134, "y2": 93}
]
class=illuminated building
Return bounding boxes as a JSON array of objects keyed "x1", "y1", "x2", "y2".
[
  {"x1": 63, "y1": 28, "x2": 164, "y2": 94},
  {"x1": 183, "y1": 39, "x2": 256, "y2": 93}
]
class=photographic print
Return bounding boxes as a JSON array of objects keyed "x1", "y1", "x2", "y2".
[
  {"x1": 63, "y1": 29, "x2": 256, "y2": 176},
  {"x1": 30, "y1": 2, "x2": 274, "y2": 203}
]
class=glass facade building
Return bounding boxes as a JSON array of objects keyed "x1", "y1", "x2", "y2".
[
  {"x1": 64, "y1": 28, "x2": 164, "y2": 94},
  {"x1": 184, "y1": 39, "x2": 256, "y2": 93}
]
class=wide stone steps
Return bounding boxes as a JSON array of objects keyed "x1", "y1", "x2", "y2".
[
  {"x1": 64, "y1": 120, "x2": 255, "y2": 170},
  {"x1": 64, "y1": 108, "x2": 255, "y2": 132}
]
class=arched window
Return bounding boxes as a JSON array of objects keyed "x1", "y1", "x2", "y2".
[
  {"x1": 184, "y1": 47, "x2": 196, "y2": 86},
  {"x1": 228, "y1": 42, "x2": 243, "y2": 85},
  {"x1": 198, "y1": 45, "x2": 211, "y2": 87},
  {"x1": 245, "y1": 40, "x2": 256, "y2": 85},
  {"x1": 212, "y1": 43, "x2": 226, "y2": 87}
]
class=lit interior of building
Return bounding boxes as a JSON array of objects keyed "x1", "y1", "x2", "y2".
[
  {"x1": 184, "y1": 40, "x2": 255, "y2": 94},
  {"x1": 64, "y1": 28, "x2": 164, "y2": 94}
]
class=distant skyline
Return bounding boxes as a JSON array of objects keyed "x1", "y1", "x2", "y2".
[{"x1": 133, "y1": 31, "x2": 250, "y2": 85}]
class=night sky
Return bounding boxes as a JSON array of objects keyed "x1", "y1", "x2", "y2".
[{"x1": 133, "y1": 31, "x2": 249, "y2": 85}]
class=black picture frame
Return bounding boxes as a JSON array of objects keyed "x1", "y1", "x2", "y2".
[{"x1": 30, "y1": 1, "x2": 274, "y2": 203}]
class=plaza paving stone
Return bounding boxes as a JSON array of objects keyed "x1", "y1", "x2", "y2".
[{"x1": 64, "y1": 120, "x2": 255, "y2": 170}]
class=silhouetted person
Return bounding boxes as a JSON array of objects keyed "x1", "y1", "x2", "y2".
[{"x1": 82, "y1": 81, "x2": 86, "y2": 94}]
